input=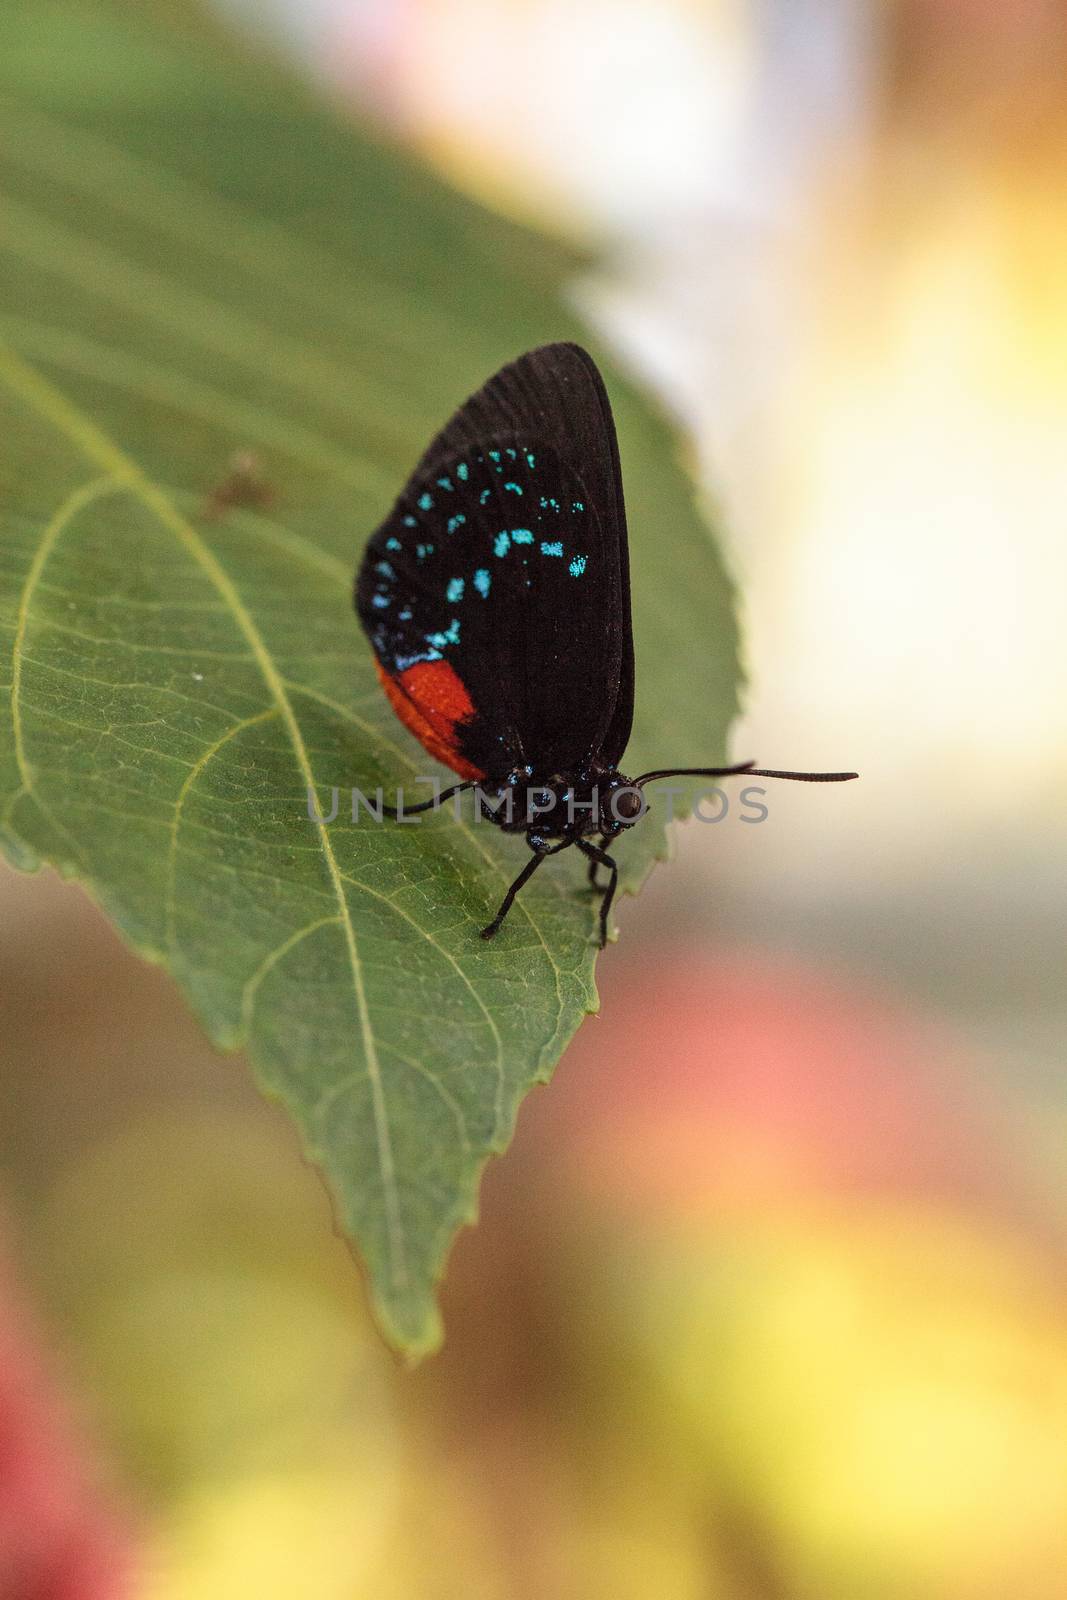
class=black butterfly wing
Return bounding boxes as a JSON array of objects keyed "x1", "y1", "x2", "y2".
[
  {"x1": 355, "y1": 343, "x2": 634, "y2": 783},
  {"x1": 420, "y1": 342, "x2": 635, "y2": 771}
]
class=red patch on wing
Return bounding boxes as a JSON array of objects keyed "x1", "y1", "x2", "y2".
[{"x1": 377, "y1": 659, "x2": 484, "y2": 781}]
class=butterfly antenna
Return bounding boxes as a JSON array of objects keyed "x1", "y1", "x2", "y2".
[
  {"x1": 636, "y1": 762, "x2": 858, "y2": 787},
  {"x1": 635, "y1": 761, "x2": 755, "y2": 786},
  {"x1": 746, "y1": 768, "x2": 858, "y2": 783}
]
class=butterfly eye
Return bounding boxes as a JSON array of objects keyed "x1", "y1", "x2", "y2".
[{"x1": 612, "y1": 788, "x2": 643, "y2": 822}]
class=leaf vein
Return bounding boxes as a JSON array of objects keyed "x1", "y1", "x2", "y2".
[
  {"x1": 338, "y1": 867, "x2": 504, "y2": 1128},
  {"x1": 286, "y1": 679, "x2": 569, "y2": 1075},
  {"x1": 239, "y1": 914, "x2": 344, "y2": 1036},
  {"x1": 0, "y1": 313, "x2": 392, "y2": 499},
  {"x1": 0, "y1": 195, "x2": 411, "y2": 469},
  {"x1": 0, "y1": 96, "x2": 477, "y2": 375},
  {"x1": 165, "y1": 706, "x2": 281, "y2": 956},
  {"x1": 0, "y1": 342, "x2": 411, "y2": 1297}
]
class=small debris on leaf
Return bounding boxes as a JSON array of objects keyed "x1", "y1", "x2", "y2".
[{"x1": 201, "y1": 451, "x2": 275, "y2": 520}]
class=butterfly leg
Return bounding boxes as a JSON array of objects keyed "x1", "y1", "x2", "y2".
[
  {"x1": 577, "y1": 840, "x2": 618, "y2": 948},
  {"x1": 481, "y1": 838, "x2": 571, "y2": 939},
  {"x1": 480, "y1": 851, "x2": 547, "y2": 940},
  {"x1": 586, "y1": 834, "x2": 610, "y2": 892},
  {"x1": 382, "y1": 781, "x2": 473, "y2": 819}
]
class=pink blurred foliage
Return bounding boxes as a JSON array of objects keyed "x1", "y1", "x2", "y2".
[
  {"x1": 543, "y1": 948, "x2": 1041, "y2": 1227},
  {"x1": 436, "y1": 943, "x2": 1058, "y2": 1336},
  {"x1": 0, "y1": 1229, "x2": 133, "y2": 1600},
  {"x1": 416, "y1": 947, "x2": 1056, "y2": 1586}
]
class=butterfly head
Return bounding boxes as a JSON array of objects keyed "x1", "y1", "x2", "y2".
[
  {"x1": 503, "y1": 768, "x2": 648, "y2": 841},
  {"x1": 594, "y1": 771, "x2": 646, "y2": 837}
]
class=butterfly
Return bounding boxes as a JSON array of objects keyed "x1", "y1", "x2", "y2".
[{"x1": 355, "y1": 343, "x2": 856, "y2": 946}]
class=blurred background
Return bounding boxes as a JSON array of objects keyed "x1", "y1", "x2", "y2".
[{"x1": 3, "y1": 0, "x2": 1067, "y2": 1594}]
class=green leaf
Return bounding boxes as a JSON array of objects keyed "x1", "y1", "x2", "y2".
[{"x1": 0, "y1": 0, "x2": 741, "y2": 1355}]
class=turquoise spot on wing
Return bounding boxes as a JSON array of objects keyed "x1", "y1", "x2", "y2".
[
  {"x1": 480, "y1": 488, "x2": 492, "y2": 505},
  {"x1": 428, "y1": 618, "x2": 461, "y2": 648},
  {"x1": 418, "y1": 492, "x2": 434, "y2": 510},
  {"x1": 539, "y1": 496, "x2": 560, "y2": 512},
  {"x1": 447, "y1": 513, "x2": 466, "y2": 534},
  {"x1": 488, "y1": 449, "x2": 501, "y2": 462},
  {"x1": 572, "y1": 500, "x2": 585, "y2": 513},
  {"x1": 473, "y1": 568, "x2": 491, "y2": 597},
  {"x1": 505, "y1": 446, "x2": 517, "y2": 460},
  {"x1": 456, "y1": 462, "x2": 469, "y2": 481},
  {"x1": 371, "y1": 594, "x2": 390, "y2": 608},
  {"x1": 386, "y1": 537, "x2": 401, "y2": 551},
  {"x1": 375, "y1": 560, "x2": 395, "y2": 578},
  {"x1": 526, "y1": 451, "x2": 536, "y2": 468},
  {"x1": 397, "y1": 647, "x2": 442, "y2": 669},
  {"x1": 416, "y1": 542, "x2": 434, "y2": 559},
  {"x1": 494, "y1": 531, "x2": 510, "y2": 557},
  {"x1": 540, "y1": 541, "x2": 563, "y2": 557},
  {"x1": 569, "y1": 554, "x2": 588, "y2": 577},
  {"x1": 446, "y1": 577, "x2": 465, "y2": 602},
  {"x1": 511, "y1": 528, "x2": 534, "y2": 545},
  {"x1": 403, "y1": 515, "x2": 417, "y2": 527},
  {"x1": 503, "y1": 481, "x2": 522, "y2": 495}
]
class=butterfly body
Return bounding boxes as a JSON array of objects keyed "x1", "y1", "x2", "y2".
[
  {"x1": 471, "y1": 767, "x2": 642, "y2": 837},
  {"x1": 355, "y1": 344, "x2": 856, "y2": 945}
]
